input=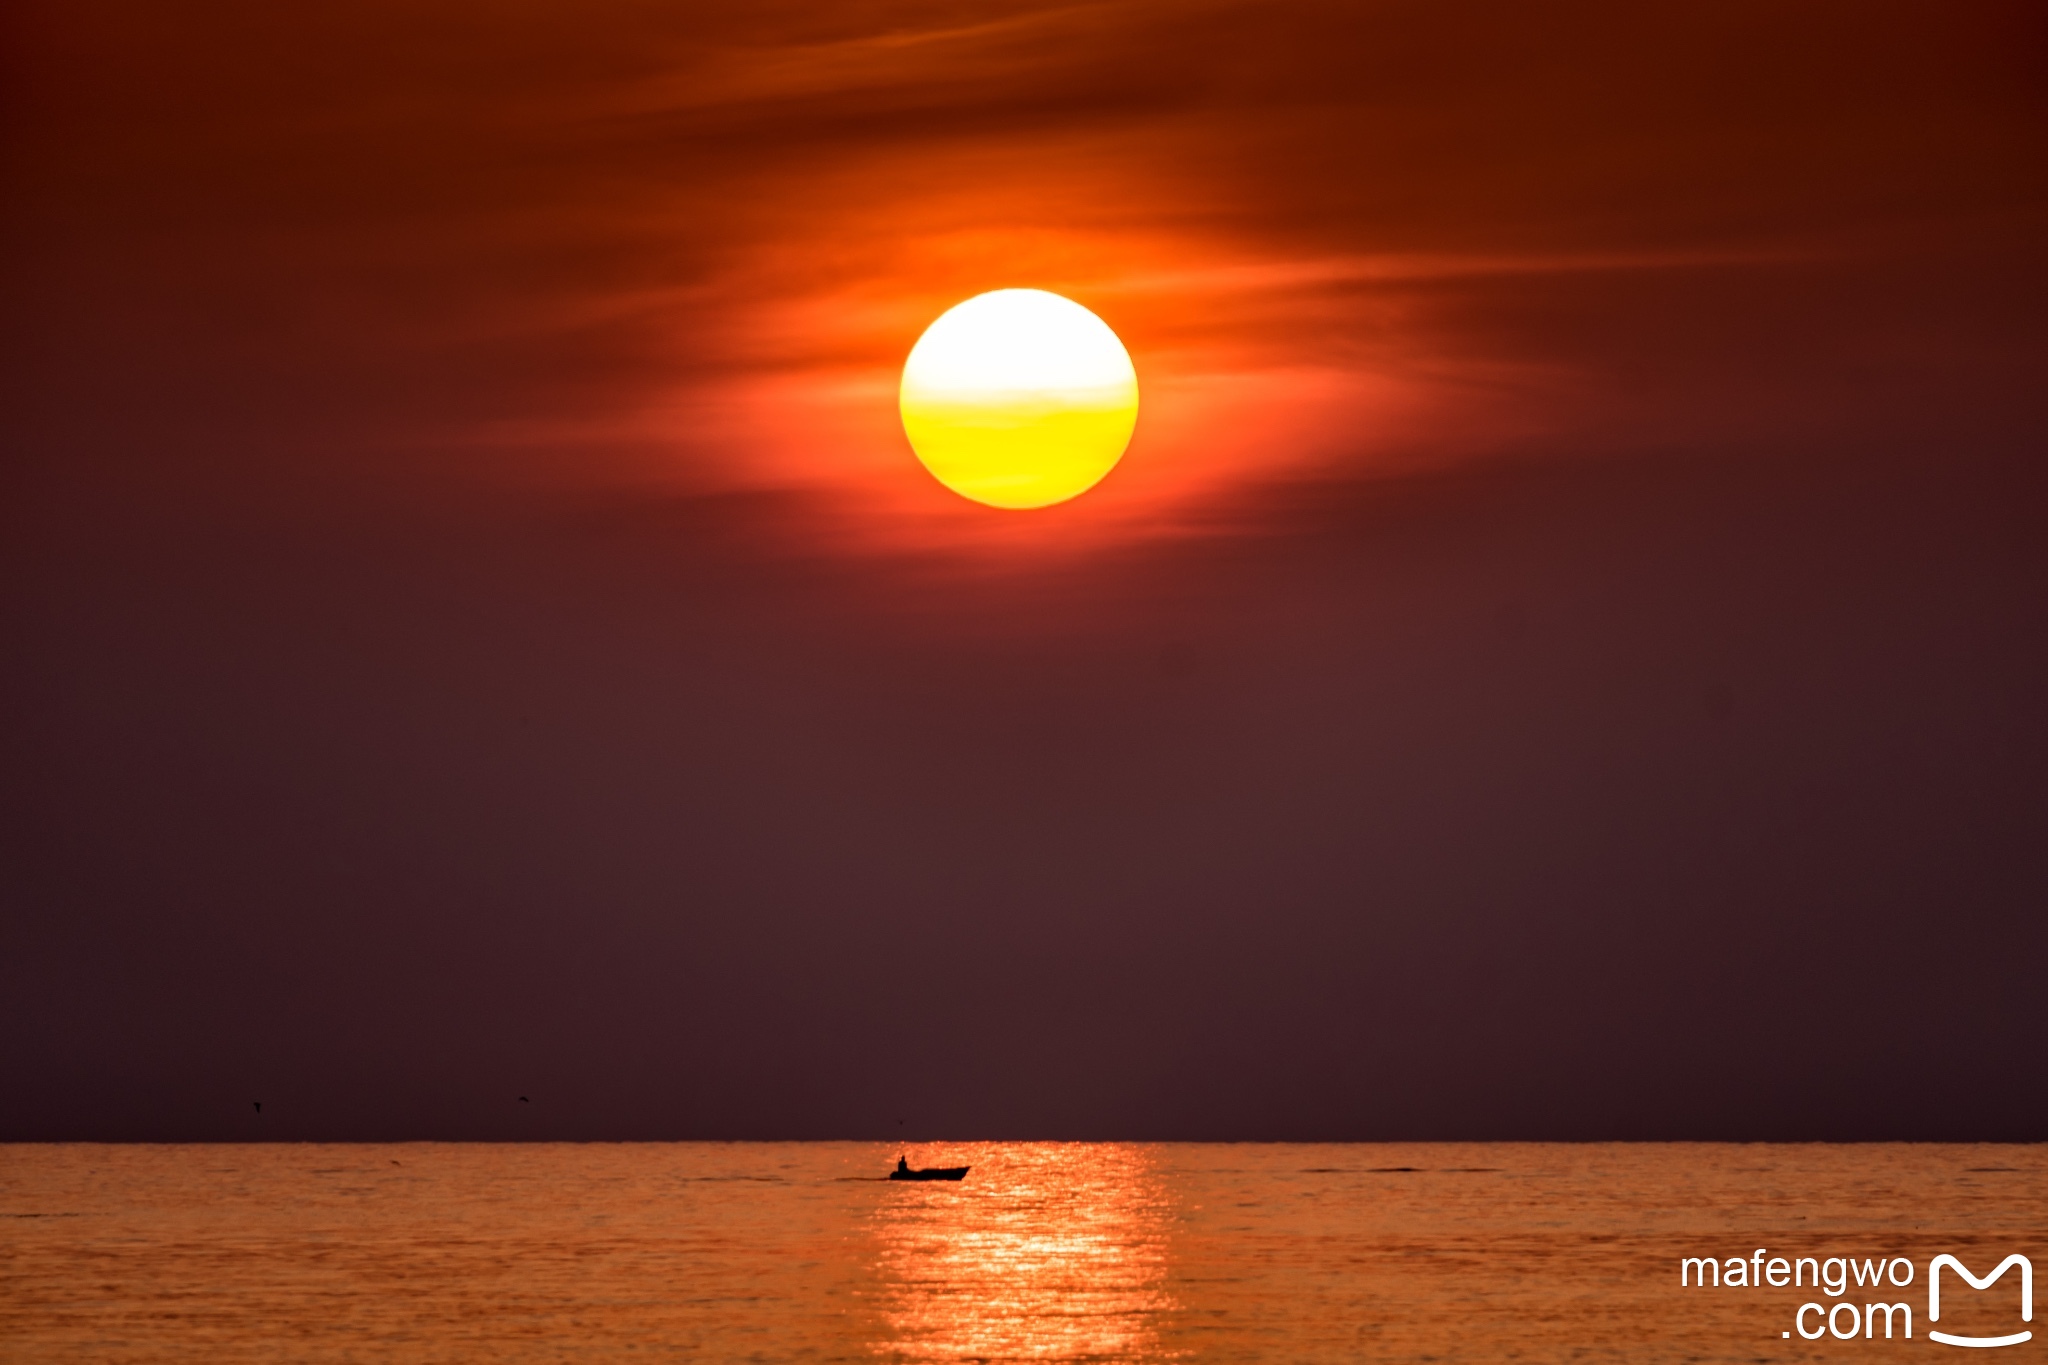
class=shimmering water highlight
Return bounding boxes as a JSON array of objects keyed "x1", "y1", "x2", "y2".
[{"x1": 2, "y1": 1143, "x2": 2040, "y2": 1362}]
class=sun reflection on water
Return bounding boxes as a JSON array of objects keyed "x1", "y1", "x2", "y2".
[{"x1": 867, "y1": 1144, "x2": 1179, "y2": 1362}]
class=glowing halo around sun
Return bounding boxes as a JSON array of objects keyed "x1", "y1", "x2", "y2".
[{"x1": 899, "y1": 289, "x2": 1139, "y2": 509}]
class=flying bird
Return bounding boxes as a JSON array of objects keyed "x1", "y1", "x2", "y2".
[
  {"x1": 518, "y1": 1096, "x2": 530, "y2": 1103},
  {"x1": 252, "y1": 1101, "x2": 261, "y2": 1113}
]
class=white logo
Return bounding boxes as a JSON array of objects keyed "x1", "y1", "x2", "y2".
[{"x1": 1929, "y1": 1254, "x2": 2033, "y2": 1349}]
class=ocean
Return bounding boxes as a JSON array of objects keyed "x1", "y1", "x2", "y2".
[{"x1": 2, "y1": 1142, "x2": 2040, "y2": 1361}]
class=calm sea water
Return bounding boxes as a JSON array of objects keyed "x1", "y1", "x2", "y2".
[{"x1": 2, "y1": 1143, "x2": 2040, "y2": 1362}]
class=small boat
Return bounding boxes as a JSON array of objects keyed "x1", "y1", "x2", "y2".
[{"x1": 889, "y1": 1156, "x2": 969, "y2": 1182}]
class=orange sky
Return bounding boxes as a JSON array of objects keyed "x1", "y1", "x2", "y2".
[
  {"x1": 3, "y1": 0, "x2": 2045, "y2": 1141},
  {"x1": 10, "y1": 0, "x2": 2042, "y2": 554}
]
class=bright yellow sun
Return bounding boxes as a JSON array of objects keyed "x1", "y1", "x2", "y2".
[{"x1": 900, "y1": 289, "x2": 1139, "y2": 509}]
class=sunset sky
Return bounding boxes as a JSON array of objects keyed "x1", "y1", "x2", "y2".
[{"x1": 4, "y1": 0, "x2": 2045, "y2": 1140}]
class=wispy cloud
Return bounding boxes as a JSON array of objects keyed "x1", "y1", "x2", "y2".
[{"x1": 12, "y1": 0, "x2": 2038, "y2": 551}]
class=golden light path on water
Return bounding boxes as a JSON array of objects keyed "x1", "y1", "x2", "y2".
[
  {"x1": 2, "y1": 1143, "x2": 2043, "y2": 1362},
  {"x1": 869, "y1": 1144, "x2": 1173, "y2": 1360}
]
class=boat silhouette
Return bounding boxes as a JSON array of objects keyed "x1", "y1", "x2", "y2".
[{"x1": 889, "y1": 1155, "x2": 968, "y2": 1182}]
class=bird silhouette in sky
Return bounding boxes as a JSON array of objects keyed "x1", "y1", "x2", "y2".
[
  {"x1": 252, "y1": 1101, "x2": 261, "y2": 1114},
  {"x1": 518, "y1": 1096, "x2": 530, "y2": 1103}
]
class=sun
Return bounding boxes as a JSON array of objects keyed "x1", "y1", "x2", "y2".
[{"x1": 900, "y1": 289, "x2": 1139, "y2": 509}]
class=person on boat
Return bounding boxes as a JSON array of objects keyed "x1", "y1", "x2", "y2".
[{"x1": 897, "y1": 1155, "x2": 909, "y2": 1174}]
